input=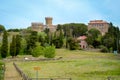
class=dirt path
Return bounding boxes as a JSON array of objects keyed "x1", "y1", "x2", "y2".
[{"x1": 4, "y1": 62, "x2": 22, "y2": 80}]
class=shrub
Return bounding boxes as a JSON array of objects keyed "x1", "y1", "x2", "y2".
[
  {"x1": 68, "y1": 37, "x2": 79, "y2": 50},
  {"x1": 109, "y1": 47, "x2": 113, "y2": 53},
  {"x1": 32, "y1": 43, "x2": 44, "y2": 57},
  {"x1": 44, "y1": 46, "x2": 56, "y2": 58},
  {"x1": 0, "y1": 61, "x2": 4, "y2": 66},
  {"x1": 100, "y1": 46, "x2": 109, "y2": 53}
]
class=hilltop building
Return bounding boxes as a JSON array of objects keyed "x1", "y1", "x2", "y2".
[
  {"x1": 31, "y1": 22, "x2": 44, "y2": 32},
  {"x1": 31, "y1": 17, "x2": 56, "y2": 32},
  {"x1": 88, "y1": 20, "x2": 109, "y2": 35}
]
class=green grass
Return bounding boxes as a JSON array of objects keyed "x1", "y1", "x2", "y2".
[{"x1": 17, "y1": 49, "x2": 120, "y2": 80}]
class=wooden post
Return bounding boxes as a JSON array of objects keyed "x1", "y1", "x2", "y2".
[{"x1": 34, "y1": 67, "x2": 40, "y2": 80}]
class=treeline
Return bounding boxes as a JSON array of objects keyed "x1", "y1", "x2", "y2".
[
  {"x1": 0, "y1": 30, "x2": 56, "y2": 58},
  {"x1": 0, "y1": 22, "x2": 120, "y2": 58}
]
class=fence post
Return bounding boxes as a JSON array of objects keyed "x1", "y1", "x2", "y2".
[{"x1": 13, "y1": 62, "x2": 31, "y2": 80}]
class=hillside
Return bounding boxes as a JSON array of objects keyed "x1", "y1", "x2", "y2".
[{"x1": 15, "y1": 49, "x2": 120, "y2": 80}]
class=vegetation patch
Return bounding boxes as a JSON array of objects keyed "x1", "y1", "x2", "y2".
[{"x1": 0, "y1": 61, "x2": 5, "y2": 80}]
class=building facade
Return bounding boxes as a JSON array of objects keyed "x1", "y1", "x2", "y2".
[
  {"x1": 88, "y1": 20, "x2": 109, "y2": 35},
  {"x1": 31, "y1": 17, "x2": 56, "y2": 32},
  {"x1": 77, "y1": 36, "x2": 88, "y2": 49},
  {"x1": 31, "y1": 22, "x2": 44, "y2": 32}
]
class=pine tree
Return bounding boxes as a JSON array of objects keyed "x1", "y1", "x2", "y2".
[{"x1": 1, "y1": 31, "x2": 8, "y2": 58}]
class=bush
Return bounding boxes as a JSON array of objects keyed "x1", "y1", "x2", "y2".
[
  {"x1": 68, "y1": 37, "x2": 79, "y2": 50},
  {"x1": 100, "y1": 46, "x2": 109, "y2": 53},
  {"x1": 0, "y1": 61, "x2": 4, "y2": 66},
  {"x1": 32, "y1": 43, "x2": 44, "y2": 57},
  {"x1": 44, "y1": 46, "x2": 56, "y2": 58},
  {"x1": 109, "y1": 47, "x2": 113, "y2": 53}
]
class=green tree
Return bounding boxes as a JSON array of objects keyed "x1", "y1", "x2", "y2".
[
  {"x1": 53, "y1": 25, "x2": 64, "y2": 48},
  {"x1": 88, "y1": 28, "x2": 101, "y2": 40},
  {"x1": 39, "y1": 35, "x2": 45, "y2": 46},
  {"x1": 7, "y1": 29, "x2": 21, "y2": 32},
  {"x1": 38, "y1": 32, "x2": 47, "y2": 46},
  {"x1": 1, "y1": 31, "x2": 8, "y2": 58},
  {"x1": 68, "y1": 37, "x2": 79, "y2": 50},
  {"x1": 62, "y1": 23, "x2": 87, "y2": 48},
  {"x1": 0, "y1": 25, "x2": 5, "y2": 33},
  {"x1": 86, "y1": 35, "x2": 94, "y2": 46},
  {"x1": 57, "y1": 24, "x2": 63, "y2": 31},
  {"x1": 32, "y1": 42, "x2": 44, "y2": 57},
  {"x1": 71, "y1": 23, "x2": 88, "y2": 37},
  {"x1": 44, "y1": 46, "x2": 55, "y2": 58},
  {"x1": 15, "y1": 35, "x2": 21, "y2": 56},
  {"x1": 86, "y1": 28, "x2": 101, "y2": 48},
  {"x1": 44, "y1": 28, "x2": 49, "y2": 35},
  {"x1": 100, "y1": 46, "x2": 109, "y2": 53},
  {"x1": 45, "y1": 34, "x2": 50, "y2": 45},
  {"x1": 102, "y1": 34, "x2": 114, "y2": 50},
  {"x1": 62, "y1": 23, "x2": 87, "y2": 37},
  {"x1": 102, "y1": 22, "x2": 120, "y2": 52},
  {"x1": 44, "y1": 28, "x2": 50, "y2": 44},
  {"x1": 19, "y1": 38, "x2": 27, "y2": 55},
  {"x1": 26, "y1": 31, "x2": 38, "y2": 54},
  {"x1": 63, "y1": 25, "x2": 72, "y2": 48},
  {"x1": 10, "y1": 35, "x2": 16, "y2": 57}
]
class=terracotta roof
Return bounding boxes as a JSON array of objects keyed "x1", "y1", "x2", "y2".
[
  {"x1": 77, "y1": 36, "x2": 87, "y2": 40},
  {"x1": 89, "y1": 20, "x2": 108, "y2": 24}
]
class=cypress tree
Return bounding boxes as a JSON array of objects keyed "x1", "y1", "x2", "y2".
[
  {"x1": 39, "y1": 35, "x2": 45, "y2": 46},
  {"x1": 10, "y1": 35, "x2": 16, "y2": 58},
  {"x1": 1, "y1": 31, "x2": 8, "y2": 58},
  {"x1": 15, "y1": 35, "x2": 21, "y2": 56},
  {"x1": 26, "y1": 31, "x2": 38, "y2": 54},
  {"x1": 53, "y1": 25, "x2": 64, "y2": 48}
]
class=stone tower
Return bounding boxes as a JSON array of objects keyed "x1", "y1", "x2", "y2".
[{"x1": 45, "y1": 17, "x2": 53, "y2": 26}]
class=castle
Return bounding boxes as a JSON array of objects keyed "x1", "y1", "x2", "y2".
[
  {"x1": 31, "y1": 17, "x2": 56, "y2": 32},
  {"x1": 31, "y1": 17, "x2": 109, "y2": 35},
  {"x1": 88, "y1": 20, "x2": 109, "y2": 35}
]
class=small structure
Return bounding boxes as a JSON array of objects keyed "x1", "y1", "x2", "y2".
[{"x1": 77, "y1": 36, "x2": 87, "y2": 49}]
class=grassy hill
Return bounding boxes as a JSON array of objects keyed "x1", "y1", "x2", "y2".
[{"x1": 16, "y1": 49, "x2": 120, "y2": 80}]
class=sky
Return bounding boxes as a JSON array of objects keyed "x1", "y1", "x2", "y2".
[{"x1": 0, "y1": 0, "x2": 120, "y2": 29}]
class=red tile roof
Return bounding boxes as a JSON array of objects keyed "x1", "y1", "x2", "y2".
[{"x1": 77, "y1": 36, "x2": 87, "y2": 40}]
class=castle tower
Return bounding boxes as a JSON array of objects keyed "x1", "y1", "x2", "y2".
[{"x1": 45, "y1": 17, "x2": 53, "y2": 26}]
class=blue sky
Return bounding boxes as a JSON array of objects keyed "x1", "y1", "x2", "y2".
[{"x1": 0, "y1": 0, "x2": 120, "y2": 29}]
